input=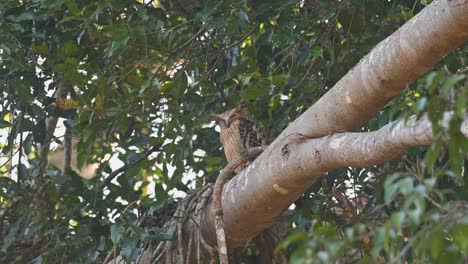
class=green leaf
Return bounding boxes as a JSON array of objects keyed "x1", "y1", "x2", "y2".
[
  {"x1": 23, "y1": 133, "x2": 33, "y2": 154},
  {"x1": 357, "y1": 255, "x2": 373, "y2": 264},
  {"x1": 441, "y1": 74, "x2": 465, "y2": 98},
  {"x1": 384, "y1": 174, "x2": 400, "y2": 204},
  {"x1": 398, "y1": 177, "x2": 414, "y2": 195},
  {"x1": 391, "y1": 212, "x2": 405, "y2": 232},
  {"x1": 57, "y1": 41, "x2": 80, "y2": 60},
  {"x1": 139, "y1": 80, "x2": 151, "y2": 95},
  {"x1": 64, "y1": 119, "x2": 76, "y2": 128},
  {"x1": 277, "y1": 232, "x2": 307, "y2": 250},
  {"x1": 429, "y1": 229, "x2": 446, "y2": 260},
  {"x1": 311, "y1": 47, "x2": 323, "y2": 58},
  {"x1": 239, "y1": 10, "x2": 249, "y2": 22},
  {"x1": 102, "y1": 25, "x2": 129, "y2": 40},
  {"x1": 0, "y1": 120, "x2": 11, "y2": 128},
  {"x1": 451, "y1": 224, "x2": 468, "y2": 253},
  {"x1": 120, "y1": 237, "x2": 140, "y2": 260},
  {"x1": 2, "y1": 217, "x2": 22, "y2": 252},
  {"x1": 127, "y1": 152, "x2": 144, "y2": 164},
  {"x1": 15, "y1": 12, "x2": 34, "y2": 21},
  {"x1": 448, "y1": 138, "x2": 462, "y2": 176},
  {"x1": 15, "y1": 81, "x2": 34, "y2": 104},
  {"x1": 77, "y1": 27, "x2": 86, "y2": 45},
  {"x1": 30, "y1": 256, "x2": 43, "y2": 264},
  {"x1": 425, "y1": 140, "x2": 442, "y2": 169},
  {"x1": 110, "y1": 221, "x2": 125, "y2": 244},
  {"x1": 414, "y1": 97, "x2": 427, "y2": 113},
  {"x1": 31, "y1": 42, "x2": 49, "y2": 56},
  {"x1": 65, "y1": 0, "x2": 80, "y2": 17},
  {"x1": 17, "y1": 164, "x2": 29, "y2": 180},
  {"x1": 40, "y1": 0, "x2": 65, "y2": 8},
  {"x1": 241, "y1": 87, "x2": 268, "y2": 99},
  {"x1": 109, "y1": 36, "x2": 130, "y2": 56}
]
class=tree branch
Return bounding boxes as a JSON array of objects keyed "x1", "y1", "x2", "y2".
[
  {"x1": 203, "y1": 112, "x2": 467, "y2": 247},
  {"x1": 38, "y1": 85, "x2": 69, "y2": 177},
  {"x1": 199, "y1": 0, "x2": 468, "y2": 247},
  {"x1": 274, "y1": 0, "x2": 468, "y2": 141},
  {"x1": 62, "y1": 127, "x2": 72, "y2": 175},
  {"x1": 314, "y1": 114, "x2": 467, "y2": 169}
]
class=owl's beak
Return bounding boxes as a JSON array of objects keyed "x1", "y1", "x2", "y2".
[{"x1": 211, "y1": 114, "x2": 228, "y2": 128}]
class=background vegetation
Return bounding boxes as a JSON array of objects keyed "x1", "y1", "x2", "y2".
[{"x1": 0, "y1": 0, "x2": 466, "y2": 263}]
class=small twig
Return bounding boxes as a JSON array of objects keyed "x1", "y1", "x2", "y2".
[
  {"x1": 223, "y1": 23, "x2": 260, "y2": 51},
  {"x1": 330, "y1": 186, "x2": 373, "y2": 253},
  {"x1": 290, "y1": 57, "x2": 318, "y2": 91},
  {"x1": 149, "y1": 241, "x2": 167, "y2": 263},
  {"x1": 17, "y1": 131, "x2": 24, "y2": 187},
  {"x1": 176, "y1": 207, "x2": 185, "y2": 263},
  {"x1": 165, "y1": 222, "x2": 177, "y2": 264},
  {"x1": 150, "y1": 55, "x2": 173, "y2": 82},
  {"x1": 212, "y1": 146, "x2": 266, "y2": 264},
  {"x1": 392, "y1": 229, "x2": 424, "y2": 263},
  {"x1": 144, "y1": 19, "x2": 195, "y2": 35},
  {"x1": 425, "y1": 195, "x2": 446, "y2": 211},
  {"x1": 331, "y1": 187, "x2": 358, "y2": 224},
  {"x1": 185, "y1": 228, "x2": 195, "y2": 264},
  {"x1": 62, "y1": 127, "x2": 72, "y2": 175},
  {"x1": 114, "y1": 58, "x2": 151, "y2": 84},
  {"x1": 191, "y1": 54, "x2": 222, "y2": 89},
  {"x1": 0, "y1": 148, "x2": 19, "y2": 169},
  {"x1": 153, "y1": 246, "x2": 167, "y2": 263},
  {"x1": 150, "y1": 17, "x2": 212, "y2": 83},
  {"x1": 175, "y1": 17, "x2": 212, "y2": 51}
]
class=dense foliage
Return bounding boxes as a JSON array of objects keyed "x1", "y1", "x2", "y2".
[{"x1": 0, "y1": 0, "x2": 466, "y2": 263}]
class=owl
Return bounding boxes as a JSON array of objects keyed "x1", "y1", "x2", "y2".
[{"x1": 212, "y1": 107, "x2": 266, "y2": 173}]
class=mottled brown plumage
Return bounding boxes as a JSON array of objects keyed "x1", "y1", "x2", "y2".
[{"x1": 212, "y1": 107, "x2": 266, "y2": 173}]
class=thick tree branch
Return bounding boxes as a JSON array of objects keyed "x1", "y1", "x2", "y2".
[
  {"x1": 200, "y1": 0, "x2": 468, "y2": 248},
  {"x1": 202, "y1": 112, "x2": 467, "y2": 247},
  {"x1": 296, "y1": 114, "x2": 467, "y2": 170}
]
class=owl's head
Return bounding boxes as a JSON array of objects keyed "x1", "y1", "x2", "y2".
[{"x1": 211, "y1": 107, "x2": 248, "y2": 128}]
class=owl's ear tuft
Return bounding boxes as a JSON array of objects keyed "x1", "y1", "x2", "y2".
[
  {"x1": 210, "y1": 114, "x2": 222, "y2": 122},
  {"x1": 233, "y1": 106, "x2": 248, "y2": 115}
]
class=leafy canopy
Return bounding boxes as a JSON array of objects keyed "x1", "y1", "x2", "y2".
[{"x1": 0, "y1": 0, "x2": 466, "y2": 263}]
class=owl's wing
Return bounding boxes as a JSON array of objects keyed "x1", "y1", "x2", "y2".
[{"x1": 238, "y1": 116, "x2": 266, "y2": 150}]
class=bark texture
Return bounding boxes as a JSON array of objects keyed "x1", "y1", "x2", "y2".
[{"x1": 200, "y1": 0, "x2": 468, "y2": 247}]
